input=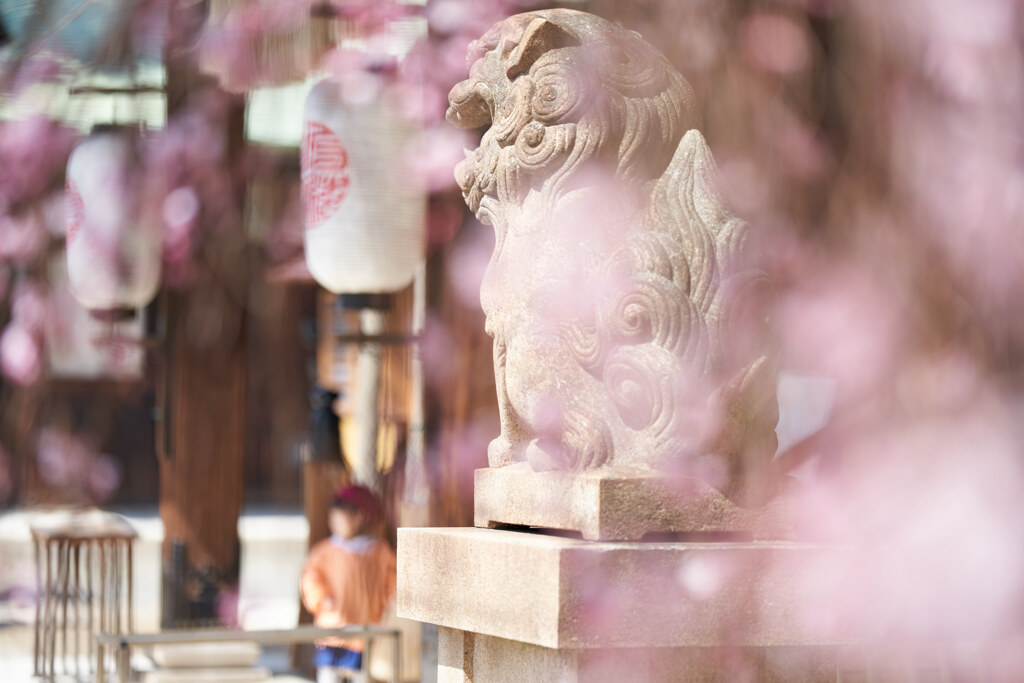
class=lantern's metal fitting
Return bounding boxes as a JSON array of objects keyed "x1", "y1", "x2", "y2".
[
  {"x1": 331, "y1": 332, "x2": 419, "y2": 346},
  {"x1": 334, "y1": 293, "x2": 392, "y2": 311},
  {"x1": 88, "y1": 307, "x2": 137, "y2": 323},
  {"x1": 68, "y1": 85, "x2": 165, "y2": 96}
]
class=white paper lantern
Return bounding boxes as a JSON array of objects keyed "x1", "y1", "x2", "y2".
[
  {"x1": 65, "y1": 131, "x2": 161, "y2": 313},
  {"x1": 302, "y1": 79, "x2": 425, "y2": 294}
]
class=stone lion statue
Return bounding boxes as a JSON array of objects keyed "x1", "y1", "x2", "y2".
[{"x1": 447, "y1": 9, "x2": 778, "y2": 503}]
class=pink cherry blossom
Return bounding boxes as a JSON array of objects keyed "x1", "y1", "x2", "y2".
[
  {"x1": 0, "y1": 116, "x2": 75, "y2": 211},
  {"x1": 88, "y1": 453, "x2": 123, "y2": 502},
  {"x1": 162, "y1": 185, "x2": 200, "y2": 264},
  {"x1": 741, "y1": 12, "x2": 813, "y2": 76},
  {"x1": 0, "y1": 323, "x2": 42, "y2": 386},
  {"x1": 11, "y1": 280, "x2": 50, "y2": 336},
  {"x1": 36, "y1": 429, "x2": 85, "y2": 489},
  {"x1": 0, "y1": 213, "x2": 47, "y2": 264},
  {"x1": 216, "y1": 588, "x2": 241, "y2": 628}
]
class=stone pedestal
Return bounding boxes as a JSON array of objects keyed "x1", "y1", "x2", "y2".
[
  {"x1": 475, "y1": 465, "x2": 793, "y2": 541},
  {"x1": 437, "y1": 629, "x2": 837, "y2": 683},
  {"x1": 398, "y1": 527, "x2": 852, "y2": 682}
]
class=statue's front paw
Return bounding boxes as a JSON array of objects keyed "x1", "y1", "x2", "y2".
[
  {"x1": 525, "y1": 437, "x2": 568, "y2": 472},
  {"x1": 487, "y1": 435, "x2": 520, "y2": 468}
]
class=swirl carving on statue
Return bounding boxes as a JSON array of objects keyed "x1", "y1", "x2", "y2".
[{"x1": 447, "y1": 9, "x2": 778, "y2": 503}]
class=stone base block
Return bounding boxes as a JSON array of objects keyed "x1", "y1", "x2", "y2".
[
  {"x1": 438, "y1": 627, "x2": 837, "y2": 683},
  {"x1": 398, "y1": 527, "x2": 854, "y2": 650},
  {"x1": 474, "y1": 465, "x2": 792, "y2": 541}
]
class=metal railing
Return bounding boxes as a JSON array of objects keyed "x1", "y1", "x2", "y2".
[{"x1": 95, "y1": 624, "x2": 401, "y2": 683}]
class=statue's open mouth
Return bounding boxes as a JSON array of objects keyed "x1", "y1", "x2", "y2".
[
  {"x1": 455, "y1": 153, "x2": 500, "y2": 224},
  {"x1": 474, "y1": 195, "x2": 500, "y2": 226},
  {"x1": 462, "y1": 181, "x2": 499, "y2": 225}
]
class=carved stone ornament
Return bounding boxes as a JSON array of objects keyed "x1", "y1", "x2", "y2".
[{"x1": 447, "y1": 9, "x2": 779, "y2": 510}]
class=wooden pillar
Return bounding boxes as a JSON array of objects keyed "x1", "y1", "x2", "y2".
[
  {"x1": 401, "y1": 264, "x2": 431, "y2": 527},
  {"x1": 159, "y1": 0, "x2": 248, "y2": 627},
  {"x1": 159, "y1": 284, "x2": 247, "y2": 626}
]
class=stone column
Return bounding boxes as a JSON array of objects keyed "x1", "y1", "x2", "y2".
[{"x1": 353, "y1": 308, "x2": 386, "y2": 493}]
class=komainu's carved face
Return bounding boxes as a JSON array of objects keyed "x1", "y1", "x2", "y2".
[{"x1": 447, "y1": 10, "x2": 698, "y2": 228}]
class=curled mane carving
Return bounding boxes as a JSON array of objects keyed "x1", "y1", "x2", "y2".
[{"x1": 450, "y1": 10, "x2": 697, "y2": 222}]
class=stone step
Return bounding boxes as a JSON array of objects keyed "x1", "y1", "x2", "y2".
[
  {"x1": 141, "y1": 666, "x2": 272, "y2": 683},
  {"x1": 150, "y1": 642, "x2": 263, "y2": 668}
]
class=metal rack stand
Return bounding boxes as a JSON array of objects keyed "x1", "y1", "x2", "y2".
[{"x1": 30, "y1": 509, "x2": 136, "y2": 681}]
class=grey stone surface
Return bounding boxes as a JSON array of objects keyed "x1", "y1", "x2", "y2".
[
  {"x1": 437, "y1": 626, "x2": 838, "y2": 683},
  {"x1": 437, "y1": 626, "x2": 470, "y2": 683},
  {"x1": 474, "y1": 464, "x2": 795, "y2": 541},
  {"x1": 397, "y1": 527, "x2": 855, "y2": 651},
  {"x1": 447, "y1": 9, "x2": 778, "y2": 506}
]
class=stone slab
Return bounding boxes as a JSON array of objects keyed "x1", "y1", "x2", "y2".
[
  {"x1": 397, "y1": 527, "x2": 855, "y2": 651},
  {"x1": 151, "y1": 642, "x2": 262, "y2": 668},
  {"x1": 474, "y1": 465, "x2": 793, "y2": 541},
  {"x1": 438, "y1": 627, "x2": 838, "y2": 683},
  {"x1": 141, "y1": 667, "x2": 271, "y2": 683}
]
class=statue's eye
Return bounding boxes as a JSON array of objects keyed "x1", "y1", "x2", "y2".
[
  {"x1": 532, "y1": 83, "x2": 565, "y2": 117},
  {"x1": 529, "y1": 64, "x2": 581, "y2": 123}
]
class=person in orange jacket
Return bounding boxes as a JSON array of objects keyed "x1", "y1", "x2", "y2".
[{"x1": 301, "y1": 485, "x2": 396, "y2": 683}]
